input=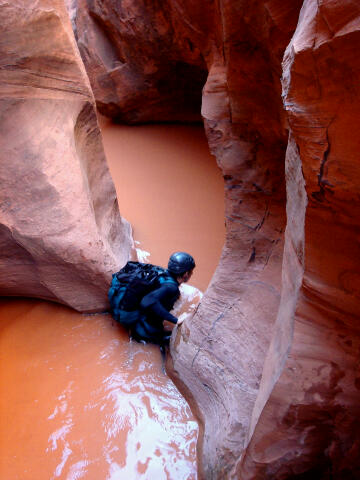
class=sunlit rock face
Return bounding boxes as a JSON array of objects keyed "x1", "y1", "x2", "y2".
[
  {"x1": 0, "y1": 0, "x2": 132, "y2": 312},
  {"x1": 72, "y1": 0, "x2": 360, "y2": 478}
]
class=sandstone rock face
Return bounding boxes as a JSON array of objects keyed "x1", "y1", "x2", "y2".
[
  {"x1": 238, "y1": 2, "x2": 360, "y2": 478},
  {"x1": 170, "y1": 2, "x2": 303, "y2": 478},
  {"x1": 0, "y1": 0, "x2": 132, "y2": 312},
  {"x1": 74, "y1": 0, "x2": 208, "y2": 123},
  {"x1": 72, "y1": 0, "x2": 360, "y2": 478}
]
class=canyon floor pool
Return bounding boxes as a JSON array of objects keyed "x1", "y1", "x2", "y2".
[{"x1": 1, "y1": 121, "x2": 225, "y2": 479}]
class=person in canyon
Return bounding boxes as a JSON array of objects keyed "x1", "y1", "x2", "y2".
[{"x1": 131, "y1": 252, "x2": 196, "y2": 347}]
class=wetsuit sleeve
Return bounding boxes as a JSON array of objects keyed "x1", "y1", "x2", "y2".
[{"x1": 140, "y1": 284, "x2": 179, "y2": 324}]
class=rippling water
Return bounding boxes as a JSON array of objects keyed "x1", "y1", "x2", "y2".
[
  {"x1": 1, "y1": 121, "x2": 223, "y2": 478},
  {"x1": 0, "y1": 299, "x2": 198, "y2": 479}
]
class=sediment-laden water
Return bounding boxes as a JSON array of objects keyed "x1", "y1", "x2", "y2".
[
  {"x1": 99, "y1": 118, "x2": 225, "y2": 293},
  {"x1": 1, "y1": 121, "x2": 224, "y2": 479},
  {"x1": 0, "y1": 299, "x2": 198, "y2": 479}
]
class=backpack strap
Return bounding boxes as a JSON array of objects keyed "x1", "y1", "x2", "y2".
[{"x1": 158, "y1": 272, "x2": 178, "y2": 287}]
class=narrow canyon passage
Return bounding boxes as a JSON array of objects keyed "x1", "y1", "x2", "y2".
[{"x1": 1, "y1": 122, "x2": 225, "y2": 479}]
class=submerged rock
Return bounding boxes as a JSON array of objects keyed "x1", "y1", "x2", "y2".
[{"x1": 0, "y1": 0, "x2": 132, "y2": 312}]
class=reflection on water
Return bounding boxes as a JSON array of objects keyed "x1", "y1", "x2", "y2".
[{"x1": 0, "y1": 299, "x2": 198, "y2": 479}]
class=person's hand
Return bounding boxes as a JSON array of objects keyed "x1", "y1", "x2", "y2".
[{"x1": 177, "y1": 316, "x2": 185, "y2": 326}]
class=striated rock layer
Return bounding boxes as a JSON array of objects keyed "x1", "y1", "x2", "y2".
[
  {"x1": 0, "y1": 0, "x2": 132, "y2": 312},
  {"x1": 72, "y1": 0, "x2": 360, "y2": 478},
  {"x1": 239, "y1": 2, "x2": 360, "y2": 478}
]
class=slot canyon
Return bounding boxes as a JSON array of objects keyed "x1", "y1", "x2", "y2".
[{"x1": 1, "y1": 0, "x2": 360, "y2": 479}]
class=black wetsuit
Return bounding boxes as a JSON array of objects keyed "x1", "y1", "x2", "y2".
[{"x1": 133, "y1": 278, "x2": 180, "y2": 345}]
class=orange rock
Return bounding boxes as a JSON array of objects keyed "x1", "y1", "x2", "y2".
[
  {"x1": 18, "y1": 0, "x2": 360, "y2": 477},
  {"x1": 0, "y1": 0, "x2": 133, "y2": 312},
  {"x1": 74, "y1": 0, "x2": 208, "y2": 123},
  {"x1": 239, "y1": 1, "x2": 360, "y2": 478}
]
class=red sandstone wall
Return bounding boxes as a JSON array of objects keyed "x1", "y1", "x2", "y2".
[
  {"x1": 74, "y1": 0, "x2": 208, "y2": 122},
  {"x1": 238, "y1": 2, "x2": 360, "y2": 478},
  {"x1": 73, "y1": 0, "x2": 360, "y2": 478},
  {"x1": 0, "y1": 0, "x2": 133, "y2": 311},
  {"x1": 6, "y1": 0, "x2": 359, "y2": 478}
]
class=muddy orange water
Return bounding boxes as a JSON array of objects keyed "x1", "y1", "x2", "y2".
[
  {"x1": 1, "y1": 122, "x2": 225, "y2": 479},
  {"x1": 99, "y1": 118, "x2": 225, "y2": 292},
  {"x1": 0, "y1": 300, "x2": 198, "y2": 479}
]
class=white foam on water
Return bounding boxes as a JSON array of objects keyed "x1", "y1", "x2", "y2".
[
  {"x1": 135, "y1": 240, "x2": 151, "y2": 263},
  {"x1": 53, "y1": 444, "x2": 72, "y2": 478},
  {"x1": 67, "y1": 460, "x2": 89, "y2": 480},
  {"x1": 179, "y1": 284, "x2": 203, "y2": 301},
  {"x1": 171, "y1": 284, "x2": 203, "y2": 324}
]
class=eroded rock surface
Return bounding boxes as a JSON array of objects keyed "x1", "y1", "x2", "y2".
[
  {"x1": 65, "y1": 0, "x2": 360, "y2": 478},
  {"x1": 74, "y1": 0, "x2": 208, "y2": 123},
  {"x1": 0, "y1": 0, "x2": 132, "y2": 312},
  {"x1": 239, "y1": 2, "x2": 360, "y2": 478}
]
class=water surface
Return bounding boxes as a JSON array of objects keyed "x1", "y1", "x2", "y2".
[
  {"x1": 0, "y1": 299, "x2": 198, "y2": 479},
  {"x1": 1, "y1": 120, "x2": 225, "y2": 479},
  {"x1": 99, "y1": 119, "x2": 225, "y2": 291}
]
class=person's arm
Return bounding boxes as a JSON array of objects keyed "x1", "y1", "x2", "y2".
[
  {"x1": 140, "y1": 284, "x2": 179, "y2": 324},
  {"x1": 147, "y1": 300, "x2": 178, "y2": 324}
]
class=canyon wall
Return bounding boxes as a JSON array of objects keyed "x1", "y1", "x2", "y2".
[
  {"x1": 73, "y1": 0, "x2": 208, "y2": 123},
  {"x1": 0, "y1": 0, "x2": 133, "y2": 312},
  {"x1": 238, "y1": 2, "x2": 360, "y2": 478},
  {"x1": 3, "y1": 0, "x2": 359, "y2": 478},
  {"x1": 74, "y1": 0, "x2": 360, "y2": 477}
]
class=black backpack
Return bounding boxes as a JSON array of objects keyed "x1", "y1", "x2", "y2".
[{"x1": 108, "y1": 261, "x2": 177, "y2": 329}]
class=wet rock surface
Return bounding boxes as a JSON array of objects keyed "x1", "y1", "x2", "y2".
[{"x1": 0, "y1": 0, "x2": 132, "y2": 311}]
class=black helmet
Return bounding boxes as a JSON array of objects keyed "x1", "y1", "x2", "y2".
[{"x1": 168, "y1": 252, "x2": 195, "y2": 275}]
